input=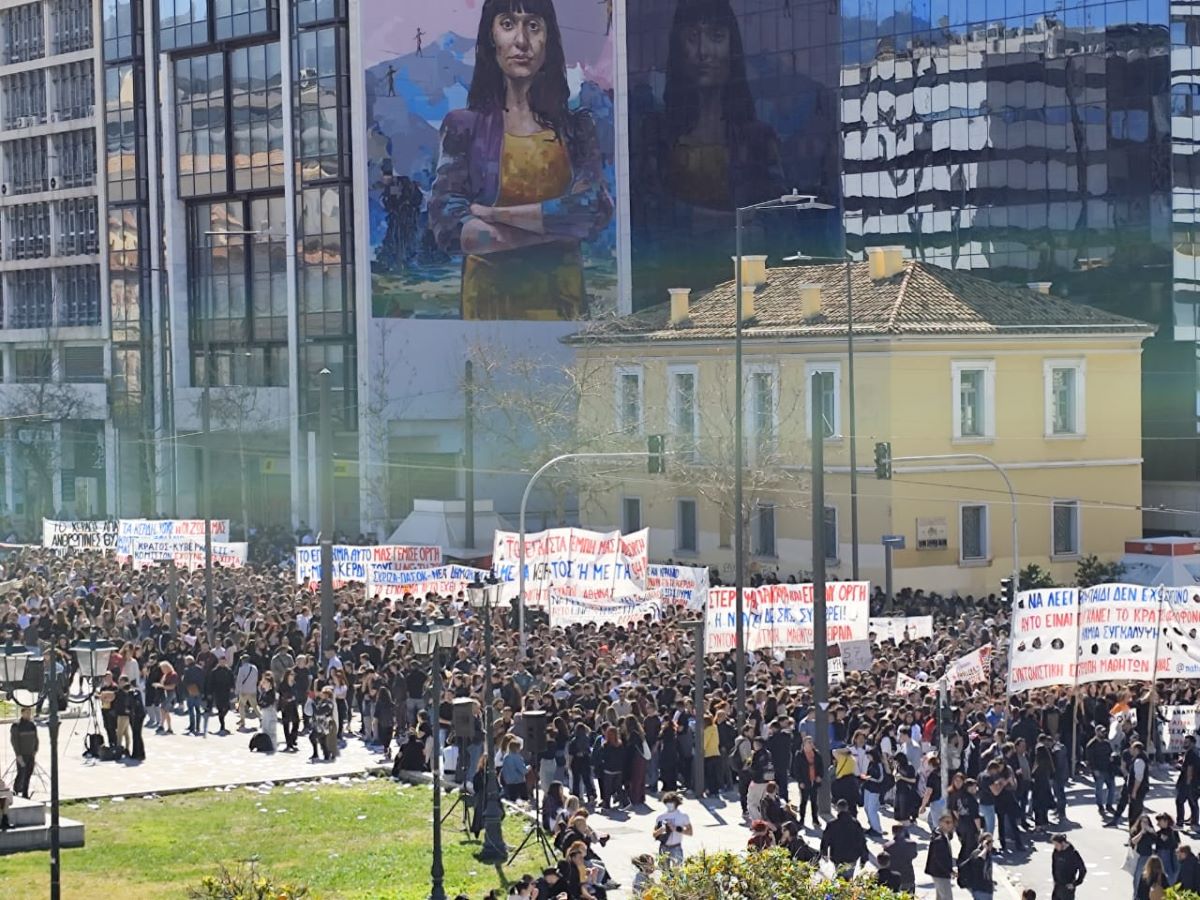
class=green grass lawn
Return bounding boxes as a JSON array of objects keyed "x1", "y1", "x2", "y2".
[{"x1": 1, "y1": 779, "x2": 538, "y2": 899}]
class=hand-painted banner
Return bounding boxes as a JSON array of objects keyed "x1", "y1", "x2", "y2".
[
  {"x1": 704, "y1": 581, "x2": 870, "y2": 654},
  {"x1": 169, "y1": 542, "x2": 248, "y2": 572},
  {"x1": 868, "y1": 616, "x2": 933, "y2": 644},
  {"x1": 548, "y1": 592, "x2": 663, "y2": 629},
  {"x1": 646, "y1": 564, "x2": 710, "y2": 610},
  {"x1": 367, "y1": 565, "x2": 490, "y2": 599},
  {"x1": 295, "y1": 544, "x2": 443, "y2": 586},
  {"x1": 491, "y1": 528, "x2": 649, "y2": 607},
  {"x1": 116, "y1": 519, "x2": 231, "y2": 561},
  {"x1": 946, "y1": 643, "x2": 992, "y2": 685},
  {"x1": 1008, "y1": 584, "x2": 1200, "y2": 692},
  {"x1": 895, "y1": 671, "x2": 925, "y2": 696},
  {"x1": 42, "y1": 519, "x2": 118, "y2": 551},
  {"x1": 1160, "y1": 705, "x2": 1200, "y2": 755}
]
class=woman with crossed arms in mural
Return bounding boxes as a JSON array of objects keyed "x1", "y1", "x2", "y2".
[{"x1": 429, "y1": 0, "x2": 612, "y2": 321}]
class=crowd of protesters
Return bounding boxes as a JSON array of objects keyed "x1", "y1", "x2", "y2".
[{"x1": 3, "y1": 542, "x2": 1200, "y2": 898}]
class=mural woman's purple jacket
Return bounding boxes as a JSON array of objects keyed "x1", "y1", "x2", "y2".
[{"x1": 428, "y1": 105, "x2": 613, "y2": 254}]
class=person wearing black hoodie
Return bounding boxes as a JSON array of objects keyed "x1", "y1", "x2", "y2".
[
  {"x1": 1050, "y1": 833, "x2": 1087, "y2": 900},
  {"x1": 925, "y1": 813, "x2": 956, "y2": 900},
  {"x1": 1176, "y1": 845, "x2": 1200, "y2": 892},
  {"x1": 819, "y1": 799, "x2": 868, "y2": 879}
]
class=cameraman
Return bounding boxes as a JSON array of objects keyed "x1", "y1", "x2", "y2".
[{"x1": 652, "y1": 791, "x2": 692, "y2": 867}]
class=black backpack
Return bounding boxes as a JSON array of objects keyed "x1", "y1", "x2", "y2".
[{"x1": 249, "y1": 733, "x2": 274, "y2": 753}]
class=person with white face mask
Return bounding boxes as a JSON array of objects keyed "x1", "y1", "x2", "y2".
[{"x1": 652, "y1": 790, "x2": 693, "y2": 867}]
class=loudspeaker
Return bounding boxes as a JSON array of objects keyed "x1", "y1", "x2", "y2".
[
  {"x1": 20, "y1": 658, "x2": 43, "y2": 693},
  {"x1": 522, "y1": 709, "x2": 548, "y2": 759},
  {"x1": 452, "y1": 697, "x2": 477, "y2": 739}
]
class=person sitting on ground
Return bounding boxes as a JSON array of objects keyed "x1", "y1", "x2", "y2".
[
  {"x1": 875, "y1": 850, "x2": 904, "y2": 891},
  {"x1": 747, "y1": 819, "x2": 776, "y2": 852}
]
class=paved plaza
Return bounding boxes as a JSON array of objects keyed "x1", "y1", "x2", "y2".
[{"x1": 3, "y1": 708, "x2": 1176, "y2": 899}]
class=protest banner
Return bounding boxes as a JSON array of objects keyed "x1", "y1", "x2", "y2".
[
  {"x1": 367, "y1": 565, "x2": 490, "y2": 600},
  {"x1": 1160, "y1": 705, "x2": 1200, "y2": 755},
  {"x1": 946, "y1": 643, "x2": 992, "y2": 685},
  {"x1": 548, "y1": 592, "x2": 662, "y2": 629},
  {"x1": 491, "y1": 528, "x2": 649, "y2": 607},
  {"x1": 1008, "y1": 587, "x2": 1080, "y2": 692},
  {"x1": 646, "y1": 564, "x2": 709, "y2": 610},
  {"x1": 704, "y1": 581, "x2": 870, "y2": 654},
  {"x1": 116, "y1": 519, "x2": 231, "y2": 562},
  {"x1": 868, "y1": 616, "x2": 933, "y2": 644},
  {"x1": 171, "y1": 542, "x2": 248, "y2": 572},
  {"x1": 839, "y1": 639, "x2": 874, "y2": 672},
  {"x1": 295, "y1": 543, "x2": 442, "y2": 586},
  {"x1": 828, "y1": 647, "x2": 845, "y2": 685},
  {"x1": 895, "y1": 671, "x2": 925, "y2": 696},
  {"x1": 42, "y1": 519, "x2": 118, "y2": 552}
]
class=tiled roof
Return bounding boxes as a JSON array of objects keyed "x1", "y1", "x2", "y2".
[{"x1": 567, "y1": 260, "x2": 1154, "y2": 344}]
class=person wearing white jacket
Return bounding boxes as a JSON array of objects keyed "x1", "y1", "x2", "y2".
[{"x1": 235, "y1": 658, "x2": 259, "y2": 730}]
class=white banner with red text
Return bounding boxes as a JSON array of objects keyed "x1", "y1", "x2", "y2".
[
  {"x1": 548, "y1": 592, "x2": 663, "y2": 629},
  {"x1": 703, "y1": 581, "x2": 870, "y2": 654},
  {"x1": 366, "y1": 564, "x2": 490, "y2": 600},
  {"x1": 295, "y1": 543, "x2": 443, "y2": 587},
  {"x1": 491, "y1": 528, "x2": 649, "y2": 607},
  {"x1": 646, "y1": 564, "x2": 709, "y2": 610}
]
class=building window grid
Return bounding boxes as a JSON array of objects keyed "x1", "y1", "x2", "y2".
[
  {"x1": 57, "y1": 196, "x2": 99, "y2": 256},
  {"x1": 1052, "y1": 500, "x2": 1081, "y2": 557},
  {"x1": 822, "y1": 505, "x2": 837, "y2": 561},
  {"x1": 755, "y1": 502, "x2": 777, "y2": 557},
  {"x1": 52, "y1": 0, "x2": 92, "y2": 53},
  {"x1": 3, "y1": 69, "x2": 48, "y2": 128},
  {"x1": 7, "y1": 269, "x2": 53, "y2": 328},
  {"x1": 59, "y1": 265, "x2": 101, "y2": 325},
  {"x1": 107, "y1": 206, "x2": 145, "y2": 343},
  {"x1": 56, "y1": 129, "x2": 96, "y2": 189},
  {"x1": 61, "y1": 345, "x2": 104, "y2": 381},
  {"x1": 53, "y1": 61, "x2": 95, "y2": 122},
  {"x1": 676, "y1": 498, "x2": 698, "y2": 554},
  {"x1": 2, "y1": 2, "x2": 45, "y2": 64},
  {"x1": 7, "y1": 202, "x2": 51, "y2": 260},
  {"x1": 294, "y1": 24, "x2": 350, "y2": 183},
  {"x1": 960, "y1": 504, "x2": 988, "y2": 562},
  {"x1": 7, "y1": 137, "x2": 49, "y2": 195},
  {"x1": 298, "y1": 184, "x2": 353, "y2": 337},
  {"x1": 14, "y1": 348, "x2": 52, "y2": 382},
  {"x1": 668, "y1": 367, "x2": 698, "y2": 459},
  {"x1": 102, "y1": 0, "x2": 139, "y2": 62},
  {"x1": 805, "y1": 362, "x2": 841, "y2": 439},
  {"x1": 622, "y1": 497, "x2": 642, "y2": 534},
  {"x1": 229, "y1": 42, "x2": 284, "y2": 191},
  {"x1": 214, "y1": 0, "x2": 277, "y2": 41},
  {"x1": 104, "y1": 63, "x2": 143, "y2": 202},
  {"x1": 614, "y1": 365, "x2": 642, "y2": 435}
]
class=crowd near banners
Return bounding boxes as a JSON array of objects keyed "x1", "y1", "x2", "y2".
[
  {"x1": 839, "y1": 639, "x2": 874, "y2": 672},
  {"x1": 170, "y1": 542, "x2": 248, "y2": 572},
  {"x1": 646, "y1": 564, "x2": 710, "y2": 610},
  {"x1": 116, "y1": 519, "x2": 231, "y2": 560},
  {"x1": 946, "y1": 643, "x2": 992, "y2": 685},
  {"x1": 295, "y1": 544, "x2": 443, "y2": 586},
  {"x1": 367, "y1": 565, "x2": 490, "y2": 600},
  {"x1": 1160, "y1": 706, "x2": 1200, "y2": 755},
  {"x1": 895, "y1": 671, "x2": 925, "y2": 696},
  {"x1": 704, "y1": 581, "x2": 870, "y2": 654},
  {"x1": 548, "y1": 592, "x2": 663, "y2": 629},
  {"x1": 868, "y1": 616, "x2": 934, "y2": 644},
  {"x1": 1008, "y1": 584, "x2": 1200, "y2": 693},
  {"x1": 42, "y1": 519, "x2": 119, "y2": 551},
  {"x1": 492, "y1": 528, "x2": 649, "y2": 608}
]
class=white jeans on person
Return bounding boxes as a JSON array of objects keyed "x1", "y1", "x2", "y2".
[
  {"x1": 932, "y1": 877, "x2": 953, "y2": 900},
  {"x1": 747, "y1": 781, "x2": 769, "y2": 821},
  {"x1": 259, "y1": 706, "x2": 278, "y2": 750},
  {"x1": 863, "y1": 790, "x2": 883, "y2": 833}
]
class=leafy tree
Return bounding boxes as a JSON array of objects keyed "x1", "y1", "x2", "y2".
[
  {"x1": 1019, "y1": 563, "x2": 1056, "y2": 591},
  {"x1": 1075, "y1": 554, "x2": 1126, "y2": 587}
]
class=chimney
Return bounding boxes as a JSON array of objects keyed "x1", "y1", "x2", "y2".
[
  {"x1": 732, "y1": 254, "x2": 769, "y2": 287},
  {"x1": 1026, "y1": 281, "x2": 1053, "y2": 295},
  {"x1": 796, "y1": 283, "x2": 822, "y2": 318},
  {"x1": 668, "y1": 287, "x2": 691, "y2": 324},
  {"x1": 739, "y1": 285, "x2": 755, "y2": 321},
  {"x1": 867, "y1": 245, "x2": 906, "y2": 280}
]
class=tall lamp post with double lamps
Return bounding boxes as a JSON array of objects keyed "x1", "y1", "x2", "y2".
[
  {"x1": 466, "y1": 575, "x2": 508, "y2": 861},
  {"x1": 408, "y1": 617, "x2": 461, "y2": 900},
  {"x1": 0, "y1": 629, "x2": 117, "y2": 900}
]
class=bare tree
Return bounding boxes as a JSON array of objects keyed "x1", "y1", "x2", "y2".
[
  {"x1": 2, "y1": 330, "x2": 89, "y2": 528},
  {"x1": 359, "y1": 322, "x2": 420, "y2": 537}
]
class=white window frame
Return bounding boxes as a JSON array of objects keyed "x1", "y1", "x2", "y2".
[
  {"x1": 1050, "y1": 499, "x2": 1081, "y2": 559},
  {"x1": 805, "y1": 360, "x2": 842, "y2": 439},
  {"x1": 745, "y1": 362, "x2": 780, "y2": 458},
  {"x1": 951, "y1": 360, "x2": 996, "y2": 442},
  {"x1": 667, "y1": 363, "x2": 700, "y2": 458},
  {"x1": 1043, "y1": 358, "x2": 1086, "y2": 438},
  {"x1": 614, "y1": 364, "x2": 644, "y2": 436},
  {"x1": 676, "y1": 497, "x2": 699, "y2": 555},
  {"x1": 622, "y1": 496, "x2": 642, "y2": 534},
  {"x1": 959, "y1": 502, "x2": 990, "y2": 564},
  {"x1": 823, "y1": 504, "x2": 839, "y2": 563}
]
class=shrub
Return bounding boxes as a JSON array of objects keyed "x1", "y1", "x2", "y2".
[
  {"x1": 188, "y1": 861, "x2": 310, "y2": 900},
  {"x1": 639, "y1": 848, "x2": 911, "y2": 900},
  {"x1": 1075, "y1": 554, "x2": 1126, "y2": 587},
  {"x1": 1018, "y1": 564, "x2": 1056, "y2": 591}
]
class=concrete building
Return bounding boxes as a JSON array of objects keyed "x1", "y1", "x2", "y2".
[{"x1": 568, "y1": 248, "x2": 1153, "y2": 593}]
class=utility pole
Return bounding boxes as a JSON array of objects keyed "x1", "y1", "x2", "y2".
[
  {"x1": 202, "y1": 366, "x2": 214, "y2": 645},
  {"x1": 734, "y1": 208, "x2": 747, "y2": 731},
  {"x1": 318, "y1": 367, "x2": 334, "y2": 653},
  {"x1": 464, "y1": 359, "x2": 475, "y2": 553},
  {"x1": 811, "y1": 370, "x2": 831, "y2": 816},
  {"x1": 167, "y1": 559, "x2": 179, "y2": 636}
]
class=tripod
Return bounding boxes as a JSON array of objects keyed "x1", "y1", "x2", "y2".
[
  {"x1": 2, "y1": 755, "x2": 49, "y2": 798},
  {"x1": 507, "y1": 777, "x2": 556, "y2": 866},
  {"x1": 440, "y1": 786, "x2": 471, "y2": 835}
]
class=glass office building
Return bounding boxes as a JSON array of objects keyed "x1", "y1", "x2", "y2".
[{"x1": 838, "y1": 0, "x2": 1200, "y2": 528}]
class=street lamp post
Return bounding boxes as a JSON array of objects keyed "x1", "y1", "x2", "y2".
[
  {"x1": 466, "y1": 577, "x2": 508, "y2": 862},
  {"x1": 0, "y1": 630, "x2": 116, "y2": 900},
  {"x1": 408, "y1": 617, "x2": 461, "y2": 900},
  {"x1": 733, "y1": 191, "x2": 832, "y2": 728}
]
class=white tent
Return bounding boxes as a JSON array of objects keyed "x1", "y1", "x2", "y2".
[
  {"x1": 385, "y1": 499, "x2": 512, "y2": 560},
  {"x1": 1118, "y1": 537, "x2": 1200, "y2": 586}
]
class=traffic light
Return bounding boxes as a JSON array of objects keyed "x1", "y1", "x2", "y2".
[
  {"x1": 873, "y1": 441, "x2": 892, "y2": 480},
  {"x1": 648, "y1": 434, "x2": 666, "y2": 474},
  {"x1": 1000, "y1": 576, "x2": 1015, "y2": 607}
]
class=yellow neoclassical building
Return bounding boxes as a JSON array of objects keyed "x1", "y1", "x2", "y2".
[{"x1": 566, "y1": 248, "x2": 1154, "y2": 595}]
